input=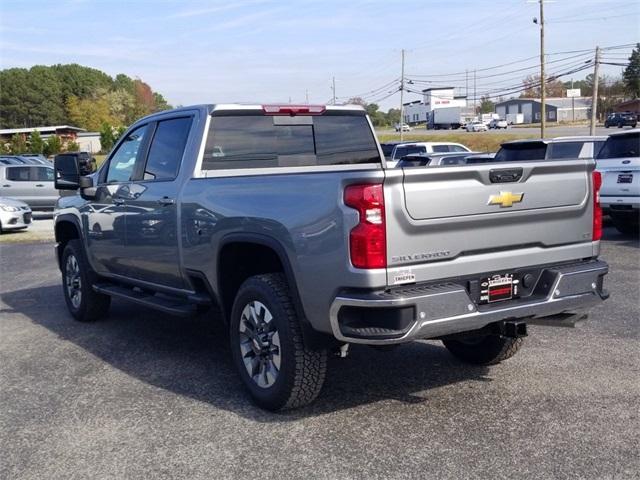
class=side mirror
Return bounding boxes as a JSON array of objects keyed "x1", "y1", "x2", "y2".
[{"x1": 54, "y1": 154, "x2": 80, "y2": 190}]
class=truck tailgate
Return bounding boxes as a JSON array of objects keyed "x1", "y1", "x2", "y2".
[
  {"x1": 598, "y1": 156, "x2": 640, "y2": 199},
  {"x1": 384, "y1": 160, "x2": 596, "y2": 286}
]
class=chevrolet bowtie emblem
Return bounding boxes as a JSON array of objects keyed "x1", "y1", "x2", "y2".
[{"x1": 488, "y1": 191, "x2": 524, "y2": 207}]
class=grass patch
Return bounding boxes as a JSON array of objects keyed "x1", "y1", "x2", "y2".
[
  {"x1": 375, "y1": 132, "x2": 538, "y2": 153},
  {"x1": 94, "y1": 154, "x2": 107, "y2": 167}
]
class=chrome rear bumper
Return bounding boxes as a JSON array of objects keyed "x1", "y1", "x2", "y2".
[{"x1": 329, "y1": 260, "x2": 608, "y2": 345}]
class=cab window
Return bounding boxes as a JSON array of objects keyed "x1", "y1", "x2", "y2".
[{"x1": 105, "y1": 125, "x2": 149, "y2": 184}]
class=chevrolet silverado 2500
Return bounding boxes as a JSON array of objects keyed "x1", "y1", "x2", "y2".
[{"x1": 53, "y1": 104, "x2": 609, "y2": 410}]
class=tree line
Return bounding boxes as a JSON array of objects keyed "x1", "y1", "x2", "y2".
[{"x1": 0, "y1": 63, "x2": 172, "y2": 153}]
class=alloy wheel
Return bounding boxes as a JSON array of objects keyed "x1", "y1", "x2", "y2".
[
  {"x1": 238, "y1": 300, "x2": 281, "y2": 388},
  {"x1": 65, "y1": 254, "x2": 82, "y2": 309}
]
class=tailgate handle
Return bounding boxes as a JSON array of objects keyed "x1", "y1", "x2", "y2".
[{"x1": 490, "y1": 168, "x2": 523, "y2": 183}]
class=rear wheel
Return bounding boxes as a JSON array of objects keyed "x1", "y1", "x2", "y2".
[
  {"x1": 443, "y1": 332, "x2": 523, "y2": 365},
  {"x1": 618, "y1": 122, "x2": 624, "y2": 128},
  {"x1": 61, "y1": 240, "x2": 110, "y2": 322},
  {"x1": 230, "y1": 273, "x2": 327, "y2": 411}
]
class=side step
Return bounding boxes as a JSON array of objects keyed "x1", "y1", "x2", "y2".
[{"x1": 93, "y1": 283, "x2": 201, "y2": 317}]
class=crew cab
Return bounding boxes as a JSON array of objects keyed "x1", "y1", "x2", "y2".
[{"x1": 53, "y1": 104, "x2": 608, "y2": 411}]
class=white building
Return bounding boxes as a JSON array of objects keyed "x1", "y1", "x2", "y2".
[
  {"x1": 76, "y1": 132, "x2": 102, "y2": 153},
  {"x1": 403, "y1": 87, "x2": 467, "y2": 125}
]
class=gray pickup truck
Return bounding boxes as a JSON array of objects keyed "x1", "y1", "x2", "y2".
[{"x1": 54, "y1": 104, "x2": 609, "y2": 410}]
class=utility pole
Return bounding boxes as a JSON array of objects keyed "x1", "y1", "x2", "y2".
[
  {"x1": 465, "y1": 69, "x2": 469, "y2": 103},
  {"x1": 399, "y1": 49, "x2": 405, "y2": 141},
  {"x1": 539, "y1": 0, "x2": 546, "y2": 138},
  {"x1": 590, "y1": 46, "x2": 600, "y2": 135},
  {"x1": 305, "y1": 89, "x2": 309, "y2": 104},
  {"x1": 331, "y1": 76, "x2": 336, "y2": 105},
  {"x1": 473, "y1": 69, "x2": 477, "y2": 118},
  {"x1": 571, "y1": 78, "x2": 575, "y2": 122}
]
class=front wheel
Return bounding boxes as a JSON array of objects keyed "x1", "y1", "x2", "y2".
[
  {"x1": 61, "y1": 239, "x2": 111, "y2": 322},
  {"x1": 443, "y1": 332, "x2": 523, "y2": 365},
  {"x1": 230, "y1": 273, "x2": 327, "y2": 411}
]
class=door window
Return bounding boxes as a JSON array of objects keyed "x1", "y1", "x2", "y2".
[
  {"x1": 5, "y1": 167, "x2": 31, "y2": 181},
  {"x1": 106, "y1": 125, "x2": 149, "y2": 184},
  {"x1": 144, "y1": 117, "x2": 193, "y2": 180},
  {"x1": 35, "y1": 167, "x2": 55, "y2": 181}
]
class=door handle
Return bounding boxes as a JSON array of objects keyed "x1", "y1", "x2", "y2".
[
  {"x1": 35, "y1": 184, "x2": 45, "y2": 187},
  {"x1": 157, "y1": 197, "x2": 175, "y2": 206},
  {"x1": 2, "y1": 185, "x2": 10, "y2": 187},
  {"x1": 113, "y1": 198, "x2": 125, "y2": 205}
]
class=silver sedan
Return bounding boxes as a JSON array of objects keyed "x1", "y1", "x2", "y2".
[{"x1": 0, "y1": 196, "x2": 32, "y2": 233}]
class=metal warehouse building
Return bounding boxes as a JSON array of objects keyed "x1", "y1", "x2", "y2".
[{"x1": 495, "y1": 97, "x2": 592, "y2": 123}]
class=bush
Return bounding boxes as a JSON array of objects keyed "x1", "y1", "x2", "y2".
[
  {"x1": 28, "y1": 130, "x2": 45, "y2": 154},
  {"x1": 9, "y1": 133, "x2": 28, "y2": 154},
  {"x1": 65, "y1": 140, "x2": 80, "y2": 152},
  {"x1": 43, "y1": 135, "x2": 62, "y2": 156}
]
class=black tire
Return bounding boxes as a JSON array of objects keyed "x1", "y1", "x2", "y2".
[
  {"x1": 610, "y1": 212, "x2": 640, "y2": 236},
  {"x1": 230, "y1": 273, "x2": 327, "y2": 411},
  {"x1": 61, "y1": 239, "x2": 111, "y2": 322},
  {"x1": 618, "y1": 122, "x2": 623, "y2": 128},
  {"x1": 442, "y1": 333, "x2": 523, "y2": 365},
  {"x1": 605, "y1": 124, "x2": 610, "y2": 128}
]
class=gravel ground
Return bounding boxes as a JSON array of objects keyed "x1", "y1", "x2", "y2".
[{"x1": 0, "y1": 228, "x2": 638, "y2": 480}]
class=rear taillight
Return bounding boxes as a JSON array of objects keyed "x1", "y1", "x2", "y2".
[
  {"x1": 262, "y1": 105, "x2": 326, "y2": 116},
  {"x1": 592, "y1": 170, "x2": 602, "y2": 241},
  {"x1": 344, "y1": 184, "x2": 386, "y2": 269}
]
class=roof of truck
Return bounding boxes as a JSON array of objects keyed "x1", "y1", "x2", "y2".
[{"x1": 502, "y1": 136, "x2": 607, "y2": 147}]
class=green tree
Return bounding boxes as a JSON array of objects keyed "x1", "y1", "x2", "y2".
[
  {"x1": 100, "y1": 123, "x2": 116, "y2": 153},
  {"x1": 623, "y1": 43, "x2": 640, "y2": 97},
  {"x1": 28, "y1": 130, "x2": 45, "y2": 154},
  {"x1": 9, "y1": 133, "x2": 28, "y2": 154},
  {"x1": 65, "y1": 140, "x2": 80, "y2": 152},
  {"x1": 479, "y1": 96, "x2": 495, "y2": 114},
  {"x1": 44, "y1": 135, "x2": 62, "y2": 156}
]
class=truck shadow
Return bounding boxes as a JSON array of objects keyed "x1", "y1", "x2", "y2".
[{"x1": 1, "y1": 285, "x2": 492, "y2": 422}]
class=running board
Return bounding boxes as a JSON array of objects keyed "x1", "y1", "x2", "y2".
[{"x1": 93, "y1": 283, "x2": 198, "y2": 316}]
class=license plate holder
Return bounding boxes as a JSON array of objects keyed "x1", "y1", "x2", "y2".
[
  {"x1": 617, "y1": 174, "x2": 633, "y2": 184},
  {"x1": 479, "y1": 273, "x2": 519, "y2": 304}
]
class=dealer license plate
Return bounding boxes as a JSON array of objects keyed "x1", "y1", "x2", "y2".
[
  {"x1": 479, "y1": 273, "x2": 519, "y2": 304},
  {"x1": 617, "y1": 174, "x2": 633, "y2": 184}
]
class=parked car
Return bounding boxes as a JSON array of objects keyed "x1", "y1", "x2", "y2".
[
  {"x1": 488, "y1": 119, "x2": 508, "y2": 130},
  {"x1": 0, "y1": 164, "x2": 59, "y2": 210},
  {"x1": 19, "y1": 154, "x2": 51, "y2": 165},
  {"x1": 396, "y1": 152, "x2": 480, "y2": 168},
  {"x1": 394, "y1": 123, "x2": 411, "y2": 132},
  {"x1": 494, "y1": 136, "x2": 607, "y2": 162},
  {"x1": 604, "y1": 112, "x2": 637, "y2": 129},
  {"x1": 596, "y1": 129, "x2": 639, "y2": 235},
  {"x1": 388, "y1": 142, "x2": 471, "y2": 167},
  {"x1": 53, "y1": 103, "x2": 608, "y2": 411},
  {"x1": 466, "y1": 121, "x2": 488, "y2": 132},
  {"x1": 0, "y1": 196, "x2": 32, "y2": 233},
  {"x1": 379, "y1": 142, "x2": 401, "y2": 161}
]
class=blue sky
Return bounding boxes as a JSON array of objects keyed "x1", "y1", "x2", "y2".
[{"x1": 1, "y1": 0, "x2": 638, "y2": 110}]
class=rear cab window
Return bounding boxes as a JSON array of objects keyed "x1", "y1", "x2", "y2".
[
  {"x1": 392, "y1": 145, "x2": 426, "y2": 160},
  {"x1": 547, "y1": 142, "x2": 586, "y2": 160},
  {"x1": 201, "y1": 110, "x2": 380, "y2": 172},
  {"x1": 493, "y1": 143, "x2": 548, "y2": 162}
]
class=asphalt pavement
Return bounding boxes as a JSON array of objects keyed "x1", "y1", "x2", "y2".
[{"x1": 1, "y1": 229, "x2": 638, "y2": 479}]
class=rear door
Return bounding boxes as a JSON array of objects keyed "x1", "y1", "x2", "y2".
[
  {"x1": 122, "y1": 115, "x2": 193, "y2": 288},
  {"x1": 2, "y1": 166, "x2": 34, "y2": 203},
  {"x1": 385, "y1": 158, "x2": 595, "y2": 285}
]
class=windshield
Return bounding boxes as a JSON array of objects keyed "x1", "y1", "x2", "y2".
[
  {"x1": 393, "y1": 145, "x2": 426, "y2": 159},
  {"x1": 597, "y1": 133, "x2": 640, "y2": 159}
]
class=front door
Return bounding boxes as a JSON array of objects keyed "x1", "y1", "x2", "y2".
[
  {"x1": 121, "y1": 116, "x2": 193, "y2": 289},
  {"x1": 84, "y1": 124, "x2": 150, "y2": 277}
]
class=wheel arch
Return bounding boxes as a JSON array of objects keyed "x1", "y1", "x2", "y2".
[
  {"x1": 216, "y1": 233, "x2": 330, "y2": 350},
  {"x1": 55, "y1": 214, "x2": 82, "y2": 270}
]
